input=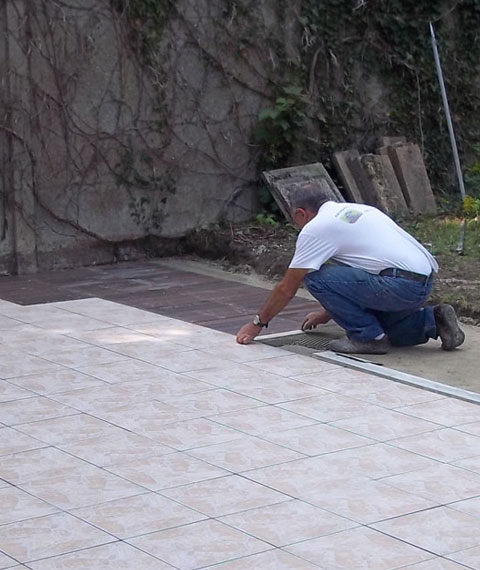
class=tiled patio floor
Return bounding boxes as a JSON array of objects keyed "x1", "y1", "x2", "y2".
[{"x1": 1, "y1": 296, "x2": 480, "y2": 569}]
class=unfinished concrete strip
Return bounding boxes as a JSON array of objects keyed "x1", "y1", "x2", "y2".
[
  {"x1": 388, "y1": 143, "x2": 437, "y2": 216},
  {"x1": 332, "y1": 150, "x2": 364, "y2": 203}
]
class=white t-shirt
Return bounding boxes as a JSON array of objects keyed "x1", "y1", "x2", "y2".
[{"x1": 289, "y1": 202, "x2": 438, "y2": 275}]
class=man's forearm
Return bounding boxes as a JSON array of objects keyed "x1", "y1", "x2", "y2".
[{"x1": 257, "y1": 283, "x2": 297, "y2": 323}]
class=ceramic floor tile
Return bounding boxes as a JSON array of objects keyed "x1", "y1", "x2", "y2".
[
  {"x1": 26, "y1": 542, "x2": 175, "y2": 569},
  {"x1": 203, "y1": 549, "x2": 323, "y2": 569},
  {"x1": 447, "y1": 545, "x2": 480, "y2": 569},
  {"x1": 0, "y1": 487, "x2": 58, "y2": 525},
  {"x1": 58, "y1": 432, "x2": 173, "y2": 467},
  {"x1": 187, "y1": 435, "x2": 304, "y2": 472},
  {"x1": 0, "y1": 397, "x2": 78, "y2": 426},
  {"x1": 75, "y1": 359, "x2": 178, "y2": 384},
  {"x1": 106, "y1": 339, "x2": 192, "y2": 361},
  {"x1": 200, "y1": 341, "x2": 287, "y2": 363},
  {"x1": 304, "y1": 478, "x2": 438, "y2": 524},
  {"x1": 373, "y1": 506, "x2": 480, "y2": 555},
  {"x1": 128, "y1": 519, "x2": 271, "y2": 570},
  {"x1": 0, "y1": 447, "x2": 89, "y2": 485},
  {"x1": 448, "y1": 496, "x2": 480, "y2": 518},
  {"x1": 0, "y1": 552, "x2": 18, "y2": 569},
  {"x1": 286, "y1": 526, "x2": 431, "y2": 570},
  {"x1": 279, "y1": 394, "x2": 382, "y2": 423},
  {"x1": 0, "y1": 512, "x2": 113, "y2": 563},
  {"x1": 105, "y1": 452, "x2": 227, "y2": 490},
  {"x1": 332, "y1": 407, "x2": 439, "y2": 442},
  {"x1": 29, "y1": 313, "x2": 113, "y2": 334},
  {"x1": 16, "y1": 414, "x2": 127, "y2": 446},
  {"x1": 163, "y1": 389, "x2": 263, "y2": 417},
  {"x1": 72, "y1": 492, "x2": 206, "y2": 539},
  {"x1": 142, "y1": 418, "x2": 244, "y2": 451},
  {"x1": 0, "y1": 381, "x2": 34, "y2": 403},
  {"x1": 39, "y1": 346, "x2": 128, "y2": 368},
  {"x1": 152, "y1": 350, "x2": 232, "y2": 373},
  {"x1": 16, "y1": 337, "x2": 99, "y2": 359},
  {"x1": 19, "y1": 463, "x2": 144, "y2": 510},
  {"x1": 185, "y1": 363, "x2": 291, "y2": 388},
  {"x1": 390, "y1": 428, "x2": 480, "y2": 462},
  {"x1": 0, "y1": 355, "x2": 62, "y2": 379},
  {"x1": 398, "y1": 398, "x2": 480, "y2": 427},
  {"x1": 456, "y1": 422, "x2": 480, "y2": 437},
  {"x1": 210, "y1": 405, "x2": 318, "y2": 436},
  {"x1": 111, "y1": 376, "x2": 212, "y2": 400},
  {"x1": 244, "y1": 354, "x2": 337, "y2": 377},
  {"x1": 7, "y1": 369, "x2": 106, "y2": 396},
  {"x1": 261, "y1": 423, "x2": 374, "y2": 456},
  {"x1": 219, "y1": 499, "x2": 356, "y2": 547},
  {"x1": 0, "y1": 427, "x2": 45, "y2": 457},
  {"x1": 381, "y1": 463, "x2": 480, "y2": 503},
  {"x1": 401, "y1": 560, "x2": 473, "y2": 570},
  {"x1": 159, "y1": 474, "x2": 289, "y2": 517},
  {"x1": 453, "y1": 455, "x2": 480, "y2": 475},
  {"x1": 67, "y1": 326, "x2": 162, "y2": 347}
]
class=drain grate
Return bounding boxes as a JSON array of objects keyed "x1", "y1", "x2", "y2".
[{"x1": 257, "y1": 332, "x2": 332, "y2": 351}]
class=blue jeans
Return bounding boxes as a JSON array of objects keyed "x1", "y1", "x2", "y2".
[{"x1": 304, "y1": 265, "x2": 437, "y2": 346}]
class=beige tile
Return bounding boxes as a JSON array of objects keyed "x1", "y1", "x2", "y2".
[
  {"x1": 16, "y1": 414, "x2": 127, "y2": 445},
  {"x1": 0, "y1": 355, "x2": 62, "y2": 379},
  {"x1": 159, "y1": 474, "x2": 289, "y2": 517},
  {"x1": 106, "y1": 339, "x2": 191, "y2": 361},
  {"x1": 185, "y1": 363, "x2": 288, "y2": 387},
  {"x1": 449, "y1": 495, "x2": 480, "y2": 518},
  {"x1": 200, "y1": 341, "x2": 287, "y2": 363},
  {"x1": 219, "y1": 499, "x2": 355, "y2": 546},
  {"x1": 14, "y1": 337, "x2": 97, "y2": 359},
  {"x1": 0, "y1": 397, "x2": 78, "y2": 426},
  {"x1": 76, "y1": 359, "x2": 177, "y2": 384},
  {"x1": 20, "y1": 463, "x2": 144, "y2": 510},
  {"x1": 0, "y1": 427, "x2": 45, "y2": 457},
  {"x1": 141, "y1": 418, "x2": 244, "y2": 451},
  {"x1": 398, "y1": 398, "x2": 480, "y2": 427},
  {"x1": 305, "y1": 478, "x2": 438, "y2": 524},
  {"x1": 210, "y1": 405, "x2": 317, "y2": 436},
  {"x1": 402, "y1": 560, "x2": 471, "y2": 570},
  {"x1": 245, "y1": 354, "x2": 337, "y2": 377},
  {"x1": 72, "y1": 492, "x2": 205, "y2": 539},
  {"x1": 128, "y1": 519, "x2": 270, "y2": 570},
  {"x1": 244, "y1": 445, "x2": 435, "y2": 497},
  {"x1": 154, "y1": 350, "x2": 231, "y2": 373},
  {"x1": 111, "y1": 376, "x2": 211, "y2": 400},
  {"x1": 373, "y1": 506, "x2": 480, "y2": 555},
  {"x1": 382, "y1": 463, "x2": 480, "y2": 503},
  {"x1": 292, "y1": 367, "x2": 390, "y2": 389},
  {"x1": 204, "y1": 549, "x2": 322, "y2": 570},
  {"x1": 280, "y1": 394, "x2": 381, "y2": 423},
  {"x1": 0, "y1": 487, "x2": 58, "y2": 525},
  {"x1": 390, "y1": 428, "x2": 480, "y2": 462},
  {"x1": 163, "y1": 389, "x2": 262, "y2": 417},
  {"x1": 332, "y1": 407, "x2": 439, "y2": 441},
  {"x1": 0, "y1": 512, "x2": 113, "y2": 563},
  {"x1": 0, "y1": 381, "x2": 34, "y2": 403},
  {"x1": 187, "y1": 436, "x2": 304, "y2": 472},
  {"x1": 0, "y1": 315, "x2": 25, "y2": 331},
  {"x1": 39, "y1": 346, "x2": 128, "y2": 368},
  {"x1": 27, "y1": 542, "x2": 175, "y2": 570},
  {"x1": 447, "y1": 545, "x2": 480, "y2": 568},
  {"x1": 453, "y1": 455, "x2": 480, "y2": 475},
  {"x1": 151, "y1": 328, "x2": 232, "y2": 351},
  {"x1": 262, "y1": 423, "x2": 373, "y2": 456},
  {"x1": 286, "y1": 526, "x2": 431, "y2": 570},
  {"x1": 105, "y1": 452, "x2": 227, "y2": 490},
  {"x1": 0, "y1": 447, "x2": 88, "y2": 485},
  {"x1": 68, "y1": 326, "x2": 162, "y2": 347},
  {"x1": 30, "y1": 313, "x2": 113, "y2": 334},
  {"x1": 59, "y1": 432, "x2": 173, "y2": 467},
  {"x1": 0, "y1": 551, "x2": 18, "y2": 569},
  {"x1": 8, "y1": 369, "x2": 106, "y2": 396}
]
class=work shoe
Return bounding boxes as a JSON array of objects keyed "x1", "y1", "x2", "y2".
[
  {"x1": 330, "y1": 336, "x2": 390, "y2": 355},
  {"x1": 434, "y1": 304, "x2": 465, "y2": 350}
]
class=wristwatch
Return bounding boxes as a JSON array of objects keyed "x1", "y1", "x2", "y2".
[{"x1": 252, "y1": 314, "x2": 269, "y2": 328}]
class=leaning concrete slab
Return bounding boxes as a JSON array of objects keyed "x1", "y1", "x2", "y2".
[
  {"x1": 359, "y1": 154, "x2": 410, "y2": 218},
  {"x1": 388, "y1": 143, "x2": 437, "y2": 216},
  {"x1": 378, "y1": 136, "x2": 407, "y2": 147},
  {"x1": 262, "y1": 163, "x2": 344, "y2": 222},
  {"x1": 332, "y1": 150, "x2": 364, "y2": 203}
]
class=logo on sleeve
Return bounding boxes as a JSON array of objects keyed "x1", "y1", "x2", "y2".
[{"x1": 337, "y1": 208, "x2": 364, "y2": 224}]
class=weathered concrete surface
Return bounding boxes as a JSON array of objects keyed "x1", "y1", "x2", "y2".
[
  {"x1": 388, "y1": 144, "x2": 437, "y2": 216},
  {"x1": 359, "y1": 154, "x2": 410, "y2": 218},
  {"x1": 332, "y1": 150, "x2": 364, "y2": 203}
]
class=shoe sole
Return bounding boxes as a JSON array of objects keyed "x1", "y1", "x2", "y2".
[{"x1": 440, "y1": 305, "x2": 465, "y2": 351}]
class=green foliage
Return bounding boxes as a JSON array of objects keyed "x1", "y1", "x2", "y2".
[
  {"x1": 255, "y1": 211, "x2": 279, "y2": 227},
  {"x1": 463, "y1": 195, "x2": 480, "y2": 219}
]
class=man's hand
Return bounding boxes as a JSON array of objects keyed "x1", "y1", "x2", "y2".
[
  {"x1": 301, "y1": 309, "x2": 332, "y2": 331},
  {"x1": 236, "y1": 322, "x2": 262, "y2": 344}
]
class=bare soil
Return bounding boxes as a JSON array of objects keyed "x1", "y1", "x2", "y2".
[{"x1": 184, "y1": 224, "x2": 480, "y2": 325}]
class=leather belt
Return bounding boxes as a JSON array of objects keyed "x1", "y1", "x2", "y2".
[{"x1": 379, "y1": 268, "x2": 433, "y2": 283}]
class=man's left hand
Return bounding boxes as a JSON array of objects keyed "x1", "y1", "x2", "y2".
[{"x1": 236, "y1": 322, "x2": 262, "y2": 344}]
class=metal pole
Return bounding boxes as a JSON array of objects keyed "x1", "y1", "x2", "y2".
[{"x1": 429, "y1": 21, "x2": 466, "y2": 254}]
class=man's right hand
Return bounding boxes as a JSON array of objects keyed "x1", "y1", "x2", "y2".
[{"x1": 301, "y1": 309, "x2": 332, "y2": 330}]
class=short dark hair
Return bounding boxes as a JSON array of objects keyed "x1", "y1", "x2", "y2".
[{"x1": 290, "y1": 180, "x2": 333, "y2": 213}]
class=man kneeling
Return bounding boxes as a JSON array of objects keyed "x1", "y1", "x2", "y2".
[{"x1": 236, "y1": 186, "x2": 465, "y2": 354}]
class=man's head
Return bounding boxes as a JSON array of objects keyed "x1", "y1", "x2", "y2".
[{"x1": 290, "y1": 182, "x2": 331, "y2": 228}]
